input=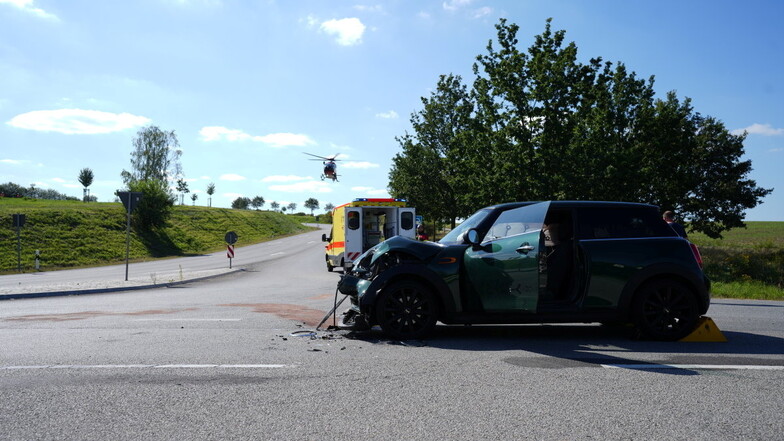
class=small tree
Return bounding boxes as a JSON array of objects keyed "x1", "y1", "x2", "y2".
[
  {"x1": 324, "y1": 203, "x2": 335, "y2": 212},
  {"x1": 304, "y1": 197, "x2": 319, "y2": 215},
  {"x1": 271, "y1": 201, "x2": 280, "y2": 212},
  {"x1": 78, "y1": 168, "x2": 94, "y2": 202},
  {"x1": 206, "y1": 182, "x2": 215, "y2": 207},
  {"x1": 231, "y1": 196, "x2": 251, "y2": 209},
  {"x1": 287, "y1": 202, "x2": 297, "y2": 213},
  {"x1": 251, "y1": 196, "x2": 265, "y2": 210},
  {"x1": 176, "y1": 178, "x2": 189, "y2": 205},
  {"x1": 191, "y1": 193, "x2": 198, "y2": 205}
]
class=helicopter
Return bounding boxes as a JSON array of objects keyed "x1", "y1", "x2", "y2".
[{"x1": 304, "y1": 152, "x2": 343, "y2": 181}]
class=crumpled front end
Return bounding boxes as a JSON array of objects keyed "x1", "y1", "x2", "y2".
[{"x1": 335, "y1": 236, "x2": 444, "y2": 330}]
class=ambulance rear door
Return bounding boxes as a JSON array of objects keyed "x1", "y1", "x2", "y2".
[
  {"x1": 344, "y1": 208, "x2": 363, "y2": 266},
  {"x1": 398, "y1": 207, "x2": 416, "y2": 239}
]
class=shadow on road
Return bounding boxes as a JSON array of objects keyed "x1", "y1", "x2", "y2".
[{"x1": 345, "y1": 323, "x2": 784, "y2": 376}]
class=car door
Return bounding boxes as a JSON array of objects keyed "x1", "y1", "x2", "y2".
[{"x1": 464, "y1": 202, "x2": 550, "y2": 312}]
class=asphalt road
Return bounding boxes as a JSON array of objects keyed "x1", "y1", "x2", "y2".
[{"x1": 1, "y1": 228, "x2": 783, "y2": 440}]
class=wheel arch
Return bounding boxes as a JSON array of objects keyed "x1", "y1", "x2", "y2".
[
  {"x1": 360, "y1": 264, "x2": 452, "y2": 325},
  {"x1": 619, "y1": 263, "x2": 710, "y2": 317}
]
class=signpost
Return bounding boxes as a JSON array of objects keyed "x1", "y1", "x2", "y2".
[
  {"x1": 117, "y1": 191, "x2": 143, "y2": 281},
  {"x1": 225, "y1": 231, "x2": 238, "y2": 268},
  {"x1": 13, "y1": 214, "x2": 25, "y2": 272}
]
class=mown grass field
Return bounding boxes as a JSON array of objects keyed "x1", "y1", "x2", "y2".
[
  {"x1": 0, "y1": 198, "x2": 314, "y2": 273},
  {"x1": 689, "y1": 222, "x2": 784, "y2": 300}
]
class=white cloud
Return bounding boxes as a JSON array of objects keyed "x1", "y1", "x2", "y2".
[
  {"x1": 375, "y1": 110, "x2": 398, "y2": 119},
  {"x1": 443, "y1": 0, "x2": 472, "y2": 11},
  {"x1": 220, "y1": 173, "x2": 246, "y2": 181},
  {"x1": 1, "y1": 159, "x2": 25, "y2": 165},
  {"x1": 472, "y1": 6, "x2": 493, "y2": 18},
  {"x1": 269, "y1": 180, "x2": 333, "y2": 193},
  {"x1": 351, "y1": 186, "x2": 388, "y2": 196},
  {"x1": 320, "y1": 18, "x2": 366, "y2": 46},
  {"x1": 223, "y1": 192, "x2": 244, "y2": 200},
  {"x1": 7, "y1": 109, "x2": 150, "y2": 134},
  {"x1": 63, "y1": 183, "x2": 82, "y2": 189},
  {"x1": 731, "y1": 123, "x2": 784, "y2": 136},
  {"x1": 199, "y1": 126, "x2": 252, "y2": 142},
  {"x1": 255, "y1": 133, "x2": 315, "y2": 148},
  {"x1": 261, "y1": 175, "x2": 311, "y2": 183},
  {"x1": 199, "y1": 126, "x2": 315, "y2": 147},
  {"x1": 51, "y1": 177, "x2": 66, "y2": 183},
  {"x1": 342, "y1": 161, "x2": 379, "y2": 169},
  {"x1": 0, "y1": 0, "x2": 59, "y2": 20},
  {"x1": 353, "y1": 5, "x2": 384, "y2": 13}
]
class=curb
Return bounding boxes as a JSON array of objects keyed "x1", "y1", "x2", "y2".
[{"x1": 0, "y1": 268, "x2": 245, "y2": 301}]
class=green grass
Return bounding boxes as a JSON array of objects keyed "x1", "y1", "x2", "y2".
[
  {"x1": 688, "y1": 222, "x2": 784, "y2": 300},
  {"x1": 0, "y1": 198, "x2": 314, "y2": 273}
]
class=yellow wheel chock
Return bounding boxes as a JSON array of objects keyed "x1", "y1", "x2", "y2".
[{"x1": 679, "y1": 316, "x2": 727, "y2": 342}]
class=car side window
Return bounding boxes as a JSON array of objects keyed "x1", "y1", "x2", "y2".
[
  {"x1": 577, "y1": 207, "x2": 673, "y2": 239},
  {"x1": 483, "y1": 202, "x2": 549, "y2": 244}
]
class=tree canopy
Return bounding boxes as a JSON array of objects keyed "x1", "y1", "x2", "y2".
[{"x1": 388, "y1": 19, "x2": 772, "y2": 238}]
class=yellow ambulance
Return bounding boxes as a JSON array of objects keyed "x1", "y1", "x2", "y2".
[{"x1": 321, "y1": 198, "x2": 416, "y2": 271}]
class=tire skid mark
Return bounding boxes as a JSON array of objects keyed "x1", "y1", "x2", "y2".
[
  {"x1": 4, "y1": 307, "x2": 199, "y2": 322},
  {"x1": 220, "y1": 303, "x2": 326, "y2": 327}
]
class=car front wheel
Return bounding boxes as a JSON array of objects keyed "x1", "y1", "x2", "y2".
[
  {"x1": 632, "y1": 279, "x2": 699, "y2": 341},
  {"x1": 375, "y1": 280, "x2": 439, "y2": 340}
]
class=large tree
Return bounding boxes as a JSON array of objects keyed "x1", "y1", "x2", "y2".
[
  {"x1": 121, "y1": 125, "x2": 182, "y2": 230},
  {"x1": 389, "y1": 18, "x2": 772, "y2": 238}
]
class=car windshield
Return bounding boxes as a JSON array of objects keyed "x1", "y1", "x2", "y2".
[{"x1": 439, "y1": 208, "x2": 492, "y2": 245}]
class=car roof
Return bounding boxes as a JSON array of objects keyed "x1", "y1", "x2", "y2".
[{"x1": 486, "y1": 201, "x2": 660, "y2": 210}]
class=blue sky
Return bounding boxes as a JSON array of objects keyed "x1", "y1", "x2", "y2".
[{"x1": 1, "y1": 0, "x2": 782, "y2": 220}]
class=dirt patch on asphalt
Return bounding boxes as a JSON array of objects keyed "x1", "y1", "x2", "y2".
[
  {"x1": 220, "y1": 303, "x2": 326, "y2": 327},
  {"x1": 4, "y1": 308, "x2": 199, "y2": 322}
]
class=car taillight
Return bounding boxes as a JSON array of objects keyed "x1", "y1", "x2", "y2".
[{"x1": 689, "y1": 243, "x2": 704, "y2": 269}]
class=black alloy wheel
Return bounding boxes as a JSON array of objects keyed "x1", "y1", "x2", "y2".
[
  {"x1": 375, "y1": 280, "x2": 439, "y2": 340},
  {"x1": 633, "y1": 279, "x2": 699, "y2": 341}
]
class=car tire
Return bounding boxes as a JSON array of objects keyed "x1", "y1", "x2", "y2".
[
  {"x1": 632, "y1": 279, "x2": 699, "y2": 341},
  {"x1": 375, "y1": 280, "x2": 439, "y2": 340}
]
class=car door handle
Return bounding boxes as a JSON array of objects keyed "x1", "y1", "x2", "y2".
[{"x1": 516, "y1": 243, "x2": 535, "y2": 254}]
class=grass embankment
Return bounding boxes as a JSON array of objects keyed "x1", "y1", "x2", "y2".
[
  {"x1": 689, "y1": 222, "x2": 784, "y2": 300},
  {"x1": 0, "y1": 198, "x2": 315, "y2": 273}
]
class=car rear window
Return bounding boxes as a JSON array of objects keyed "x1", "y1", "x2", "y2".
[{"x1": 576, "y1": 206, "x2": 676, "y2": 239}]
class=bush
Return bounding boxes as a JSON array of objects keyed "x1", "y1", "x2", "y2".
[{"x1": 125, "y1": 179, "x2": 175, "y2": 231}]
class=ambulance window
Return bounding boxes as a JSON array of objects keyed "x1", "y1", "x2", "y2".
[
  {"x1": 401, "y1": 212, "x2": 414, "y2": 230},
  {"x1": 348, "y1": 211, "x2": 360, "y2": 230}
]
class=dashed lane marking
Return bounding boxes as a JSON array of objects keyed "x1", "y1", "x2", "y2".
[{"x1": 1, "y1": 364, "x2": 293, "y2": 370}]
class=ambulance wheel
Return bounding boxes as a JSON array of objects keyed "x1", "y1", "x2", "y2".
[
  {"x1": 375, "y1": 280, "x2": 438, "y2": 340},
  {"x1": 326, "y1": 261, "x2": 334, "y2": 272}
]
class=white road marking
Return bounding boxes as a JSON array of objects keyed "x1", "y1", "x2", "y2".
[
  {"x1": 602, "y1": 364, "x2": 784, "y2": 371},
  {"x1": 132, "y1": 319, "x2": 241, "y2": 322},
  {"x1": 1, "y1": 364, "x2": 293, "y2": 370},
  {"x1": 270, "y1": 252, "x2": 285, "y2": 256}
]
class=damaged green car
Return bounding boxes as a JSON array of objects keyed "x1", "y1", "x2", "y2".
[{"x1": 336, "y1": 201, "x2": 710, "y2": 341}]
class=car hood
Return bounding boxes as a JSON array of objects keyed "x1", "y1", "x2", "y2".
[{"x1": 369, "y1": 235, "x2": 445, "y2": 266}]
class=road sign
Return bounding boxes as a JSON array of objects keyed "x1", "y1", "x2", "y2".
[
  {"x1": 13, "y1": 214, "x2": 26, "y2": 228},
  {"x1": 225, "y1": 231, "x2": 238, "y2": 245},
  {"x1": 227, "y1": 245, "x2": 235, "y2": 258},
  {"x1": 117, "y1": 192, "x2": 143, "y2": 212}
]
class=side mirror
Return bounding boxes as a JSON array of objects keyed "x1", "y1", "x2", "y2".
[
  {"x1": 465, "y1": 228, "x2": 481, "y2": 246},
  {"x1": 321, "y1": 233, "x2": 328, "y2": 242}
]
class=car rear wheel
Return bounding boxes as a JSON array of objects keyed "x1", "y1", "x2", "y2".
[
  {"x1": 633, "y1": 279, "x2": 698, "y2": 341},
  {"x1": 375, "y1": 280, "x2": 438, "y2": 340}
]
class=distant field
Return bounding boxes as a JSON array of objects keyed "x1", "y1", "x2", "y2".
[{"x1": 0, "y1": 198, "x2": 314, "y2": 273}]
